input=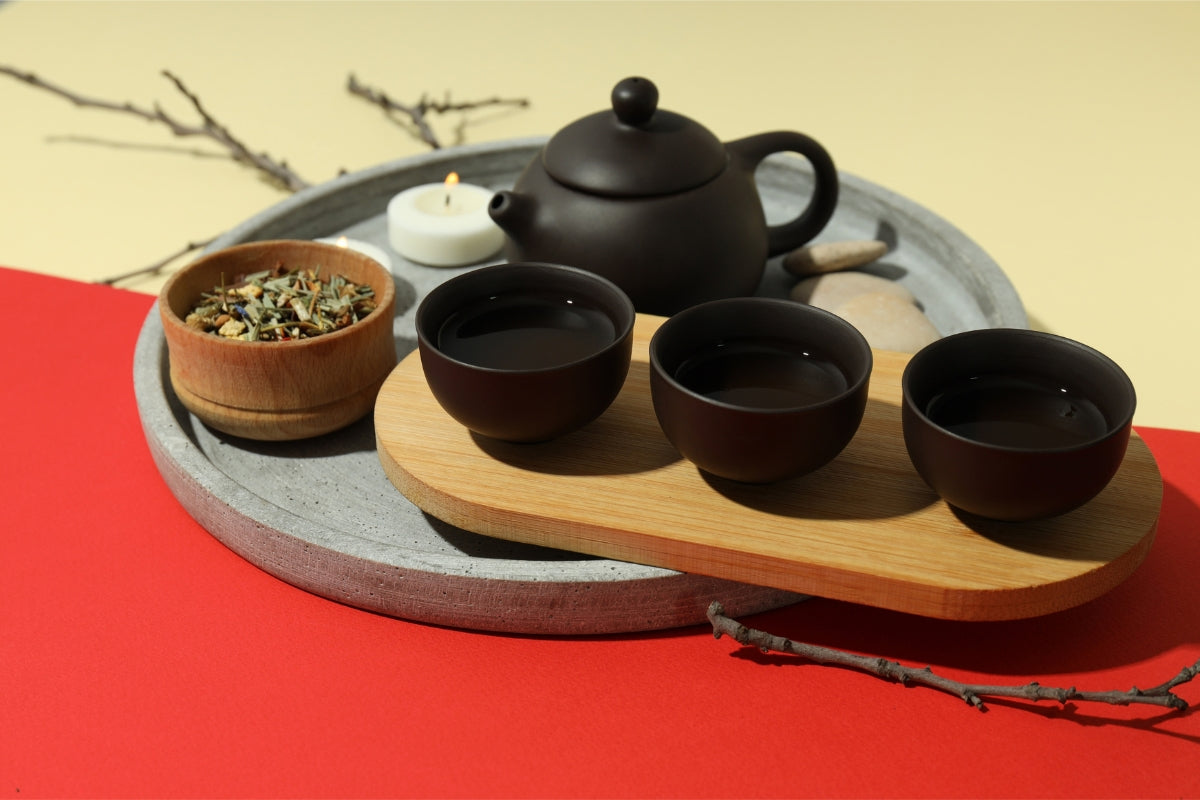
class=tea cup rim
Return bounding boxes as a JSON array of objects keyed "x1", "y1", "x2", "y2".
[
  {"x1": 649, "y1": 297, "x2": 873, "y2": 415},
  {"x1": 901, "y1": 327, "x2": 1137, "y2": 454},
  {"x1": 416, "y1": 262, "x2": 636, "y2": 375}
]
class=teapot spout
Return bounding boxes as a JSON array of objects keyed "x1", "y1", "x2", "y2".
[{"x1": 487, "y1": 190, "x2": 535, "y2": 237}]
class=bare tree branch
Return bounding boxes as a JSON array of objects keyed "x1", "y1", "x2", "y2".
[
  {"x1": 2, "y1": 65, "x2": 529, "y2": 286},
  {"x1": 346, "y1": 73, "x2": 529, "y2": 149},
  {"x1": 346, "y1": 73, "x2": 439, "y2": 148},
  {"x1": 0, "y1": 64, "x2": 311, "y2": 192},
  {"x1": 94, "y1": 237, "x2": 217, "y2": 287},
  {"x1": 707, "y1": 601, "x2": 1196, "y2": 713},
  {"x1": 159, "y1": 70, "x2": 310, "y2": 192}
]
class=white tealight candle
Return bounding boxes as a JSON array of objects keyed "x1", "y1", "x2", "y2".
[
  {"x1": 387, "y1": 172, "x2": 505, "y2": 267},
  {"x1": 315, "y1": 236, "x2": 394, "y2": 273}
]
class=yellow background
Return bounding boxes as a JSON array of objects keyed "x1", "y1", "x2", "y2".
[{"x1": 1, "y1": 1, "x2": 1197, "y2": 430}]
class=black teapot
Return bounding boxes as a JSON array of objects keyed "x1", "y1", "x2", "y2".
[{"x1": 488, "y1": 77, "x2": 839, "y2": 315}]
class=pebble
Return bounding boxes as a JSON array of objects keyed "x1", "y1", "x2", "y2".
[
  {"x1": 789, "y1": 271, "x2": 915, "y2": 312},
  {"x1": 782, "y1": 240, "x2": 888, "y2": 278},
  {"x1": 832, "y1": 292, "x2": 941, "y2": 353}
]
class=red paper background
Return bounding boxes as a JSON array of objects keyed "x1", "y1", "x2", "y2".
[{"x1": 2, "y1": 267, "x2": 1197, "y2": 798}]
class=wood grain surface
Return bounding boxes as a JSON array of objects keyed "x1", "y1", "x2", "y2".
[
  {"x1": 376, "y1": 314, "x2": 1162, "y2": 621},
  {"x1": 159, "y1": 240, "x2": 398, "y2": 441}
]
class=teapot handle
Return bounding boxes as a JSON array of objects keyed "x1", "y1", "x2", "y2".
[{"x1": 726, "y1": 131, "x2": 839, "y2": 256}]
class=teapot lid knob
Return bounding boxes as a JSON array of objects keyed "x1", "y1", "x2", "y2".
[
  {"x1": 611, "y1": 77, "x2": 658, "y2": 126},
  {"x1": 542, "y1": 76, "x2": 726, "y2": 197}
]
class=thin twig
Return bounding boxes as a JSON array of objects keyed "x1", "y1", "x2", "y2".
[
  {"x1": 0, "y1": 65, "x2": 310, "y2": 192},
  {"x1": 159, "y1": 70, "x2": 310, "y2": 192},
  {"x1": 3, "y1": 65, "x2": 528, "y2": 285},
  {"x1": 346, "y1": 73, "x2": 528, "y2": 149},
  {"x1": 0, "y1": 64, "x2": 313, "y2": 284},
  {"x1": 94, "y1": 237, "x2": 217, "y2": 286},
  {"x1": 707, "y1": 601, "x2": 1196, "y2": 713}
]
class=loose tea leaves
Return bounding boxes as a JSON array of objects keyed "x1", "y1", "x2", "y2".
[{"x1": 185, "y1": 262, "x2": 377, "y2": 341}]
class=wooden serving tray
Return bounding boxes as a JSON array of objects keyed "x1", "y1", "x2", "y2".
[{"x1": 376, "y1": 315, "x2": 1162, "y2": 622}]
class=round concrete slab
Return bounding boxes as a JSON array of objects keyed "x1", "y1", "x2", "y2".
[{"x1": 133, "y1": 137, "x2": 1025, "y2": 635}]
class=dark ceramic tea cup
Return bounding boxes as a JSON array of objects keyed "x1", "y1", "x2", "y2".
[
  {"x1": 649, "y1": 298, "x2": 872, "y2": 483},
  {"x1": 901, "y1": 328, "x2": 1136, "y2": 521},
  {"x1": 416, "y1": 262, "x2": 635, "y2": 443}
]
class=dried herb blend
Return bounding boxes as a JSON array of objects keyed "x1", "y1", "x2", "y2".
[{"x1": 185, "y1": 263, "x2": 377, "y2": 341}]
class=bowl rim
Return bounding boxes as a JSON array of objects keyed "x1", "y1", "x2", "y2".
[
  {"x1": 159, "y1": 239, "x2": 396, "y2": 350},
  {"x1": 415, "y1": 262, "x2": 636, "y2": 375},
  {"x1": 901, "y1": 327, "x2": 1137, "y2": 454},
  {"x1": 648, "y1": 296, "x2": 874, "y2": 415}
]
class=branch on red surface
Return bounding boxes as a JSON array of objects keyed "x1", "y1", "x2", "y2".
[{"x1": 707, "y1": 601, "x2": 1196, "y2": 713}]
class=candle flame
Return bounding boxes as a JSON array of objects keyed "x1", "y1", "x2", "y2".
[
  {"x1": 443, "y1": 172, "x2": 460, "y2": 209},
  {"x1": 335, "y1": 236, "x2": 349, "y2": 248}
]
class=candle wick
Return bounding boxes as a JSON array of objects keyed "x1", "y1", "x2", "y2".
[{"x1": 444, "y1": 191, "x2": 451, "y2": 209}]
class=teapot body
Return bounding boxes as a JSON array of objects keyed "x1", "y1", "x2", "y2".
[
  {"x1": 487, "y1": 77, "x2": 839, "y2": 316},
  {"x1": 494, "y1": 156, "x2": 768, "y2": 316}
]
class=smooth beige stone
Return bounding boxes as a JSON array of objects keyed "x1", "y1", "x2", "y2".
[
  {"x1": 833, "y1": 292, "x2": 941, "y2": 354},
  {"x1": 782, "y1": 240, "x2": 888, "y2": 277},
  {"x1": 789, "y1": 271, "x2": 915, "y2": 311}
]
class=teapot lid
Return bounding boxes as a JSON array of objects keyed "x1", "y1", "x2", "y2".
[{"x1": 542, "y1": 77, "x2": 727, "y2": 197}]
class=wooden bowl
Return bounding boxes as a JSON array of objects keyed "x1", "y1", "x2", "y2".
[{"x1": 159, "y1": 240, "x2": 397, "y2": 441}]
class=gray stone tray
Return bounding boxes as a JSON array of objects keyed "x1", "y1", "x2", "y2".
[{"x1": 133, "y1": 137, "x2": 1026, "y2": 635}]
